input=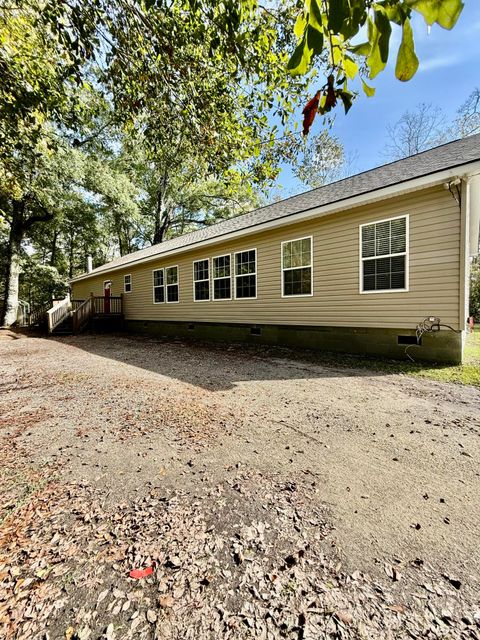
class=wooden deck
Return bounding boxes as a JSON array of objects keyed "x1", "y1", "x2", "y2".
[{"x1": 50, "y1": 296, "x2": 124, "y2": 335}]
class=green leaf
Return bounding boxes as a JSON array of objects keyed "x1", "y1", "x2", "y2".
[
  {"x1": 395, "y1": 17, "x2": 419, "y2": 81},
  {"x1": 307, "y1": 25, "x2": 324, "y2": 55},
  {"x1": 287, "y1": 36, "x2": 312, "y2": 76},
  {"x1": 328, "y1": 0, "x2": 349, "y2": 33},
  {"x1": 407, "y1": 0, "x2": 464, "y2": 30},
  {"x1": 366, "y1": 11, "x2": 391, "y2": 79},
  {"x1": 339, "y1": 89, "x2": 354, "y2": 114},
  {"x1": 294, "y1": 11, "x2": 307, "y2": 39},
  {"x1": 349, "y1": 41, "x2": 371, "y2": 56},
  {"x1": 306, "y1": 0, "x2": 324, "y2": 33},
  {"x1": 375, "y1": 9, "x2": 392, "y2": 64},
  {"x1": 361, "y1": 78, "x2": 376, "y2": 97},
  {"x1": 344, "y1": 55, "x2": 359, "y2": 80}
]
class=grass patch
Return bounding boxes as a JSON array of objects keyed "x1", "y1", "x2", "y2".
[{"x1": 317, "y1": 330, "x2": 480, "y2": 387}]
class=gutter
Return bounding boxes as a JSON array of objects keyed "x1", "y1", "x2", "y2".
[{"x1": 70, "y1": 160, "x2": 480, "y2": 284}]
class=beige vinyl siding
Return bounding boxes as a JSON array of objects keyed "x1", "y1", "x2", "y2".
[{"x1": 72, "y1": 185, "x2": 461, "y2": 330}]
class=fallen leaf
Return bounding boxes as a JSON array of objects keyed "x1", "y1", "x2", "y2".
[
  {"x1": 159, "y1": 595, "x2": 175, "y2": 608},
  {"x1": 335, "y1": 611, "x2": 352, "y2": 625},
  {"x1": 387, "y1": 604, "x2": 406, "y2": 614},
  {"x1": 147, "y1": 609, "x2": 157, "y2": 623},
  {"x1": 129, "y1": 567, "x2": 153, "y2": 579}
]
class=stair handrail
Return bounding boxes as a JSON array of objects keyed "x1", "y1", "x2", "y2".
[
  {"x1": 47, "y1": 295, "x2": 71, "y2": 334},
  {"x1": 29, "y1": 304, "x2": 49, "y2": 327},
  {"x1": 72, "y1": 297, "x2": 93, "y2": 334}
]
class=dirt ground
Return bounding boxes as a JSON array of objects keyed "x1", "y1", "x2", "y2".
[{"x1": 0, "y1": 330, "x2": 479, "y2": 639}]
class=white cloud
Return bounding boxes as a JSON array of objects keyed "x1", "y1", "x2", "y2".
[{"x1": 417, "y1": 55, "x2": 462, "y2": 73}]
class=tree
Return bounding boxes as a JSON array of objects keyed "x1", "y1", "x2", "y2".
[
  {"x1": 1, "y1": 0, "x2": 311, "y2": 326},
  {"x1": 288, "y1": 0, "x2": 464, "y2": 117},
  {"x1": 384, "y1": 88, "x2": 480, "y2": 162},
  {"x1": 293, "y1": 131, "x2": 350, "y2": 188},
  {"x1": 383, "y1": 103, "x2": 448, "y2": 160},
  {"x1": 0, "y1": 0, "x2": 101, "y2": 326},
  {"x1": 452, "y1": 88, "x2": 480, "y2": 138}
]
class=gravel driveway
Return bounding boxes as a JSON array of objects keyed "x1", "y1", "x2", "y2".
[{"x1": 1, "y1": 331, "x2": 479, "y2": 639}]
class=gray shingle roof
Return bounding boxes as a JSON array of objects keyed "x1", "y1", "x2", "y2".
[{"x1": 75, "y1": 133, "x2": 480, "y2": 280}]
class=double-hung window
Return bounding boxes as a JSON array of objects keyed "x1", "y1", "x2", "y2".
[
  {"x1": 124, "y1": 274, "x2": 132, "y2": 293},
  {"x1": 212, "y1": 254, "x2": 231, "y2": 300},
  {"x1": 166, "y1": 266, "x2": 179, "y2": 302},
  {"x1": 153, "y1": 269, "x2": 164, "y2": 303},
  {"x1": 193, "y1": 259, "x2": 210, "y2": 301},
  {"x1": 234, "y1": 249, "x2": 256, "y2": 299},
  {"x1": 360, "y1": 215, "x2": 408, "y2": 292},
  {"x1": 281, "y1": 236, "x2": 313, "y2": 296}
]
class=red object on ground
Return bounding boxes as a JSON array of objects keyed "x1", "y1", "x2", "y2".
[
  {"x1": 302, "y1": 90, "x2": 321, "y2": 136},
  {"x1": 129, "y1": 567, "x2": 154, "y2": 579}
]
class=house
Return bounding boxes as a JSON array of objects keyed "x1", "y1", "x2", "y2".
[{"x1": 70, "y1": 136, "x2": 480, "y2": 364}]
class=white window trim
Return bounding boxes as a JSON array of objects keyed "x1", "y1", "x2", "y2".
[
  {"x1": 233, "y1": 248, "x2": 257, "y2": 300},
  {"x1": 281, "y1": 235, "x2": 314, "y2": 298},
  {"x1": 165, "y1": 265, "x2": 180, "y2": 304},
  {"x1": 359, "y1": 214, "x2": 410, "y2": 294},
  {"x1": 212, "y1": 253, "x2": 232, "y2": 301},
  {"x1": 152, "y1": 268, "x2": 165, "y2": 304},
  {"x1": 193, "y1": 259, "x2": 210, "y2": 302},
  {"x1": 124, "y1": 274, "x2": 132, "y2": 293}
]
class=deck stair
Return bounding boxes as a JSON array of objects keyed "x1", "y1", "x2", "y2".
[{"x1": 52, "y1": 314, "x2": 74, "y2": 335}]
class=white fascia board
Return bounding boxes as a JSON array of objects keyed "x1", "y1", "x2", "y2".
[{"x1": 70, "y1": 161, "x2": 480, "y2": 284}]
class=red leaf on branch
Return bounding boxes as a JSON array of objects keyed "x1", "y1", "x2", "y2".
[{"x1": 302, "y1": 90, "x2": 321, "y2": 136}]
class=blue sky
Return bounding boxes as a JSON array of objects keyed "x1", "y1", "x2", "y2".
[{"x1": 273, "y1": 2, "x2": 480, "y2": 198}]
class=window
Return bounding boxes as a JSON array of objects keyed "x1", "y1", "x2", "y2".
[
  {"x1": 124, "y1": 274, "x2": 132, "y2": 293},
  {"x1": 281, "y1": 236, "x2": 312, "y2": 297},
  {"x1": 166, "y1": 265, "x2": 179, "y2": 302},
  {"x1": 193, "y1": 259, "x2": 210, "y2": 301},
  {"x1": 212, "y1": 254, "x2": 231, "y2": 300},
  {"x1": 234, "y1": 249, "x2": 256, "y2": 299},
  {"x1": 360, "y1": 215, "x2": 408, "y2": 292},
  {"x1": 153, "y1": 269, "x2": 164, "y2": 303}
]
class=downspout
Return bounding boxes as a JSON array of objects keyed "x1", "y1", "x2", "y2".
[{"x1": 459, "y1": 178, "x2": 469, "y2": 362}]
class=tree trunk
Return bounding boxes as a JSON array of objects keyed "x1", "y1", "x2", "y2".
[
  {"x1": 68, "y1": 234, "x2": 75, "y2": 279},
  {"x1": 153, "y1": 175, "x2": 170, "y2": 244},
  {"x1": 1, "y1": 202, "x2": 25, "y2": 327},
  {"x1": 50, "y1": 230, "x2": 58, "y2": 266}
]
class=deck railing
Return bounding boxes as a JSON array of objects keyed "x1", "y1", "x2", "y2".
[
  {"x1": 47, "y1": 296, "x2": 71, "y2": 333},
  {"x1": 93, "y1": 295, "x2": 122, "y2": 315},
  {"x1": 71, "y1": 299, "x2": 86, "y2": 311},
  {"x1": 72, "y1": 298, "x2": 94, "y2": 333}
]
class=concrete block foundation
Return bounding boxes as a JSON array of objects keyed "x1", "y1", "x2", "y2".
[{"x1": 125, "y1": 320, "x2": 463, "y2": 364}]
